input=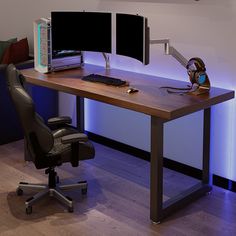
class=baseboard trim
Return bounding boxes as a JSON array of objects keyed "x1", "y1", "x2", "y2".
[{"x1": 86, "y1": 131, "x2": 236, "y2": 193}]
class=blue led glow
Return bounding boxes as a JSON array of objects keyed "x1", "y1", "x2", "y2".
[
  {"x1": 37, "y1": 23, "x2": 46, "y2": 68},
  {"x1": 37, "y1": 24, "x2": 41, "y2": 66}
]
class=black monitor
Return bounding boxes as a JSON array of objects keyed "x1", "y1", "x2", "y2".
[
  {"x1": 116, "y1": 13, "x2": 150, "y2": 65},
  {"x1": 51, "y1": 12, "x2": 112, "y2": 55}
]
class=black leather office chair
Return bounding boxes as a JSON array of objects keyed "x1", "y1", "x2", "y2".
[{"x1": 6, "y1": 64, "x2": 95, "y2": 214}]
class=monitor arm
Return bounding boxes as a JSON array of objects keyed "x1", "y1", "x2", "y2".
[
  {"x1": 102, "y1": 39, "x2": 188, "y2": 71},
  {"x1": 102, "y1": 52, "x2": 110, "y2": 69},
  {"x1": 101, "y1": 40, "x2": 188, "y2": 70},
  {"x1": 150, "y1": 39, "x2": 188, "y2": 68}
]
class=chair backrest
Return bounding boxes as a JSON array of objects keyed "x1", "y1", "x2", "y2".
[{"x1": 6, "y1": 64, "x2": 54, "y2": 164}]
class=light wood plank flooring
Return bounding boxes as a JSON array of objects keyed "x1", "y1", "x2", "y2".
[{"x1": 0, "y1": 140, "x2": 236, "y2": 236}]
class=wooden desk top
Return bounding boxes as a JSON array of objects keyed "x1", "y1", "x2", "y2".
[{"x1": 21, "y1": 64, "x2": 234, "y2": 120}]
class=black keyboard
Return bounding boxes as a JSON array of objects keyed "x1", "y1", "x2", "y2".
[{"x1": 82, "y1": 74, "x2": 127, "y2": 86}]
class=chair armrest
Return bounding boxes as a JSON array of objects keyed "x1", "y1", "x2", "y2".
[
  {"x1": 48, "y1": 116, "x2": 72, "y2": 126},
  {"x1": 61, "y1": 133, "x2": 89, "y2": 167},
  {"x1": 61, "y1": 133, "x2": 88, "y2": 144}
]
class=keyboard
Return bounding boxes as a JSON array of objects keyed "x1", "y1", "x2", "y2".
[{"x1": 82, "y1": 74, "x2": 127, "y2": 86}]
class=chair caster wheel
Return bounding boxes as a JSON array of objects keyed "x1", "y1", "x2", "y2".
[
  {"x1": 81, "y1": 188, "x2": 87, "y2": 195},
  {"x1": 26, "y1": 206, "x2": 32, "y2": 214},
  {"x1": 68, "y1": 207, "x2": 74, "y2": 213},
  {"x1": 16, "y1": 188, "x2": 23, "y2": 196}
]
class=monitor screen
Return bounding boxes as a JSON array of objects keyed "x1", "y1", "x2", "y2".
[
  {"x1": 51, "y1": 12, "x2": 112, "y2": 54},
  {"x1": 116, "y1": 13, "x2": 149, "y2": 65}
]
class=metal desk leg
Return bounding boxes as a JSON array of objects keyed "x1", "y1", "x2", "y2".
[
  {"x1": 76, "y1": 96, "x2": 85, "y2": 132},
  {"x1": 202, "y1": 107, "x2": 211, "y2": 185},
  {"x1": 150, "y1": 108, "x2": 212, "y2": 223},
  {"x1": 150, "y1": 116, "x2": 164, "y2": 223}
]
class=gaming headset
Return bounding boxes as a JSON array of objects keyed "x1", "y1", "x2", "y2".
[
  {"x1": 160, "y1": 57, "x2": 210, "y2": 95},
  {"x1": 186, "y1": 57, "x2": 209, "y2": 87}
]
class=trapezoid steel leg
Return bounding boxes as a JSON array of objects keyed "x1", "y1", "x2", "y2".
[
  {"x1": 150, "y1": 116, "x2": 164, "y2": 223},
  {"x1": 76, "y1": 96, "x2": 85, "y2": 132}
]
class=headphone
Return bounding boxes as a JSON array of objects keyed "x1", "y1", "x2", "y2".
[
  {"x1": 186, "y1": 57, "x2": 208, "y2": 86},
  {"x1": 160, "y1": 57, "x2": 210, "y2": 95}
]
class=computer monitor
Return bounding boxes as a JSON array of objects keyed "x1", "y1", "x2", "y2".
[
  {"x1": 116, "y1": 13, "x2": 150, "y2": 65},
  {"x1": 51, "y1": 12, "x2": 112, "y2": 55}
]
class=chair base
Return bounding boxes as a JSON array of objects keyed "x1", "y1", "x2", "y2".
[{"x1": 17, "y1": 180, "x2": 87, "y2": 214}]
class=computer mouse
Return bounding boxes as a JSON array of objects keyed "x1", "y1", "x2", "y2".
[{"x1": 127, "y1": 87, "x2": 139, "y2": 94}]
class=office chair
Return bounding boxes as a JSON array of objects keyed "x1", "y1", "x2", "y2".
[{"x1": 6, "y1": 64, "x2": 95, "y2": 214}]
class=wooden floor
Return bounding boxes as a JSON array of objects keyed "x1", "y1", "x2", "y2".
[{"x1": 0, "y1": 140, "x2": 236, "y2": 236}]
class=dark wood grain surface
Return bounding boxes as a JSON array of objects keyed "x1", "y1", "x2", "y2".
[{"x1": 21, "y1": 64, "x2": 234, "y2": 120}]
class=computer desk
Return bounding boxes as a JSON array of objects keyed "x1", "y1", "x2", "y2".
[{"x1": 21, "y1": 64, "x2": 234, "y2": 223}]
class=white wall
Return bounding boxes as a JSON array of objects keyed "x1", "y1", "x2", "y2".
[{"x1": 1, "y1": 0, "x2": 236, "y2": 180}]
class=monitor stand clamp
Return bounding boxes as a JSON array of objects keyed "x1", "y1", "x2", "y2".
[{"x1": 102, "y1": 52, "x2": 110, "y2": 70}]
